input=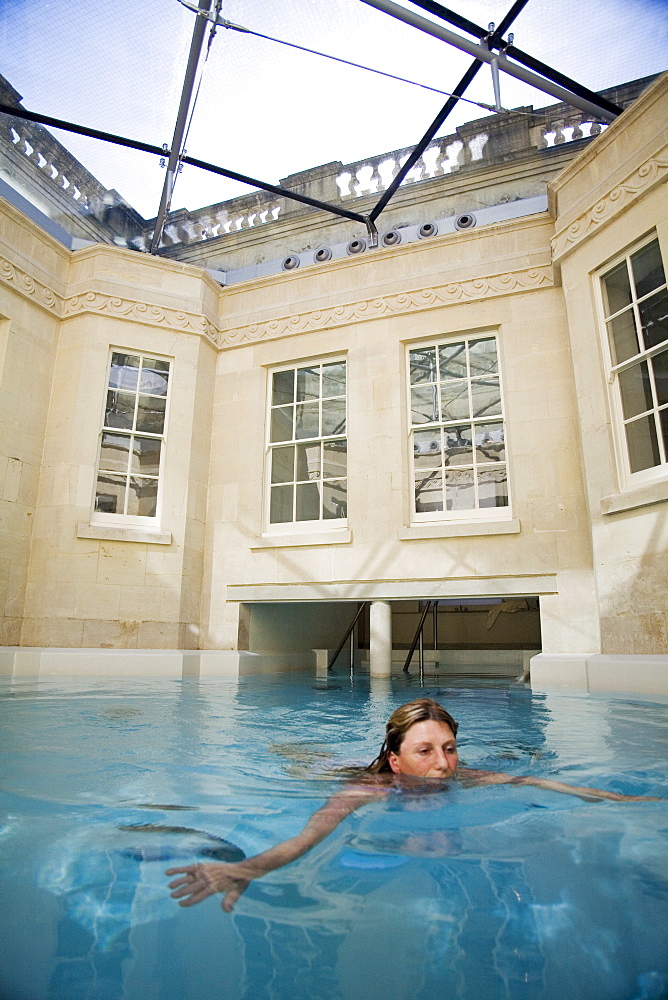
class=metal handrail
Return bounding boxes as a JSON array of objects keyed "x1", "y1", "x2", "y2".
[
  {"x1": 403, "y1": 600, "x2": 433, "y2": 673},
  {"x1": 328, "y1": 602, "x2": 368, "y2": 671}
]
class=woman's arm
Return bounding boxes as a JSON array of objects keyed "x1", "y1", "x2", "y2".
[
  {"x1": 166, "y1": 783, "x2": 384, "y2": 911},
  {"x1": 459, "y1": 767, "x2": 662, "y2": 802}
]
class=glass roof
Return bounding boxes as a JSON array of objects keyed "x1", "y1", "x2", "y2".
[{"x1": 1, "y1": 0, "x2": 666, "y2": 221}]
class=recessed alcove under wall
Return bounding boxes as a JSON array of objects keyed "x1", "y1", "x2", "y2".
[{"x1": 243, "y1": 598, "x2": 542, "y2": 669}]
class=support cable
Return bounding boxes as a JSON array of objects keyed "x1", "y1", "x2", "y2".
[{"x1": 176, "y1": 0, "x2": 508, "y2": 114}]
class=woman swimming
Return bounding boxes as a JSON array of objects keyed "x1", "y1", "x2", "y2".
[{"x1": 166, "y1": 698, "x2": 659, "y2": 911}]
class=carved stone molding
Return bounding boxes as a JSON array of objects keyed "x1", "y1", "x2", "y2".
[
  {"x1": 0, "y1": 252, "x2": 222, "y2": 344},
  {"x1": 220, "y1": 266, "x2": 553, "y2": 347},
  {"x1": 552, "y1": 146, "x2": 668, "y2": 261},
  {"x1": 0, "y1": 253, "x2": 61, "y2": 315},
  {"x1": 61, "y1": 291, "x2": 221, "y2": 345}
]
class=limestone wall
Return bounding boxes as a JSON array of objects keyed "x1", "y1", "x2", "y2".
[
  {"x1": 202, "y1": 210, "x2": 598, "y2": 656},
  {"x1": 0, "y1": 201, "x2": 68, "y2": 643},
  {"x1": 551, "y1": 73, "x2": 668, "y2": 654}
]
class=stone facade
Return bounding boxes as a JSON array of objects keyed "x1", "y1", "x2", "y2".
[{"x1": 0, "y1": 73, "x2": 666, "y2": 692}]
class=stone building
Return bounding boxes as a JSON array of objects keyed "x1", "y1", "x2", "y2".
[{"x1": 0, "y1": 71, "x2": 666, "y2": 692}]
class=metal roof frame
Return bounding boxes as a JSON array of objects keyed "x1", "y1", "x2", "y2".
[{"x1": 0, "y1": 0, "x2": 623, "y2": 253}]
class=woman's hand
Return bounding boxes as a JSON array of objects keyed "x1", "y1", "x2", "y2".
[{"x1": 166, "y1": 862, "x2": 252, "y2": 911}]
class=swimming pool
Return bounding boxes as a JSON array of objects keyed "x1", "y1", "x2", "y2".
[{"x1": 1, "y1": 672, "x2": 667, "y2": 1000}]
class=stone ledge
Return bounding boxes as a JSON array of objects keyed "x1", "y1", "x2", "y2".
[
  {"x1": 400, "y1": 518, "x2": 520, "y2": 539},
  {"x1": 251, "y1": 529, "x2": 352, "y2": 549},
  {"x1": 0, "y1": 647, "x2": 314, "y2": 679},
  {"x1": 600, "y1": 479, "x2": 668, "y2": 515},
  {"x1": 77, "y1": 523, "x2": 172, "y2": 544},
  {"x1": 530, "y1": 652, "x2": 668, "y2": 697}
]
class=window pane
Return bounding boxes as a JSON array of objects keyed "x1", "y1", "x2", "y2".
[
  {"x1": 322, "y1": 398, "x2": 345, "y2": 437},
  {"x1": 479, "y1": 468, "x2": 508, "y2": 508},
  {"x1": 297, "y1": 366, "x2": 320, "y2": 402},
  {"x1": 132, "y1": 437, "x2": 161, "y2": 476},
  {"x1": 296, "y1": 442, "x2": 321, "y2": 481},
  {"x1": 413, "y1": 429, "x2": 442, "y2": 469},
  {"x1": 104, "y1": 391, "x2": 135, "y2": 429},
  {"x1": 631, "y1": 240, "x2": 665, "y2": 300},
  {"x1": 409, "y1": 347, "x2": 437, "y2": 384},
  {"x1": 272, "y1": 370, "x2": 294, "y2": 405},
  {"x1": 625, "y1": 414, "x2": 660, "y2": 473},
  {"x1": 127, "y1": 477, "x2": 158, "y2": 517},
  {"x1": 471, "y1": 378, "x2": 502, "y2": 418},
  {"x1": 653, "y1": 348, "x2": 668, "y2": 407},
  {"x1": 601, "y1": 261, "x2": 632, "y2": 317},
  {"x1": 99, "y1": 432, "x2": 130, "y2": 473},
  {"x1": 475, "y1": 422, "x2": 505, "y2": 462},
  {"x1": 271, "y1": 445, "x2": 295, "y2": 484},
  {"x1": 438, "y1": 342, "x2": 467, "y2": 379},
  {"x1": 440, "y1": 380, "x2": 470, "y2": 421},
  {"x1": 136, "y1": 394, "x2": 166, "y2": 434},
  {"x1": 469, "y1": 338, "x2": 498, "y2": 376},
  {"x1": 295, "y1": 401, "x2": 320, "y2": 439},
  {"x1": 660, "y1": 407, "x2": 668, "y2": 456},
  {"x1": 322, "y1": 362, "x2": 346, "y2": 398},
  {"x1": 444, "y1": 425, "x2": 473, "y2": 466},
  {"x1": 618, "y1": 362, "x2": 653, "y2": 419},
  {"x1": 270, "y1": 405, "x2": 293, "y2": 443},
  {"x1": 607, "y1": 310, "x2": 638, "y2": 365},
  {"x1": 411, "y1": 385, "x2": 439, "y2": 424},
  {"x1": 444, "y1": 468, "x2": 475, "y2": 510},
  {"x1": 270, "y1": 484, "x2": 293, "y2": 523},
  {"x1": 140, "y1": 359, "x2": 169, "y2": 395},
  {"x1": 296, "y1": 482, "x2": 320, "y2": 521},
  {"x1": 639, "y1": 288, "x2": 668, "y2": 351},
  {"x1": 109, "y1": 354, "x2": 140, "y2": 391},
  {"x1": 95, "y1": 473, "x2": 125, "y2": 514},
  {"x1": 415, "y1": 471, "x2": 443, "y2": 512},
  {"x1": 323, "y1": 479, "x2": 347, "y2": 519},
  {"x1": 323, "y1": 439, "x2": 346, "y2": 479}
]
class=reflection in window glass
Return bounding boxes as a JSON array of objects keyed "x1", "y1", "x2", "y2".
[
  {"x1": 600, "y1": 237, "x2": 668, "y2": 478},
  {"x1": 409, "y1": 335, "x2": 508, "y2": 517},
  {"x1": 268, "y1": 360, "x2": 347, "y2": 525},
  {"x1": 94, "y1": 352, "x2": 170, "y2": 518}
]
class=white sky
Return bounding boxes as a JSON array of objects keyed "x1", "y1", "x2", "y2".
[{"x1": 1, "y1": 0, "x2": 666, "y2": 219}]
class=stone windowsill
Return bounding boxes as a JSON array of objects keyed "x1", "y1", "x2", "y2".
[
  {"x1": 400, "y1": 518, "x2": 520, "y2": 540},
  {"x1": 600, "y1": 479, "x2": 668, "y2": 516},
  {"x1": 251, "y1": 528, "x2": 352, "y2": 548},
  {"x1": 77, "y1": 523, "x2": 172, "y2": 544}
]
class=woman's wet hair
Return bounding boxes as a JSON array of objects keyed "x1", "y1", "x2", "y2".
[{"x1": 366, "y1": 698, "x2": 459, "y2": 773}]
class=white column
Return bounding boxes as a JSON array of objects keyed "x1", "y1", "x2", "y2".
[{"x1": 369, "y1": 600, "x2": 392, "y2": 677}]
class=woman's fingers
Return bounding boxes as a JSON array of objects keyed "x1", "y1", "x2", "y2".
[
  {"x1": 167, "y1": 875, "x2": 193, "y2": 890},
  {"x1": 221, "y1": 887, "x2": 244, "y2": 912}
]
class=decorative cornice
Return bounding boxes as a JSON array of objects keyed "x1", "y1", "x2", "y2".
[
  {"x1": 0, "y1": 256, "x2": 222, "y2": 344},
  {"x1": 552, "y1": 146, "x2": 668, "y2": 261},
  {"x1": 0, "y1": 253, "x2": 61, "y2": 315},
  {"x1": 220, "y1": 266, "x2": 553, "y2": 346},
  {"x1": 61, "y1": 291, "x2": 221, "y2": 345},
  {"x1": 1, "y1": 247, "x2": 551, "y2": 349}
]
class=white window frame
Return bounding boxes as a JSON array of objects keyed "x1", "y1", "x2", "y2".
[
  {"x1": 91, "y1": 348, "x2": 171, "y2": 527},
  {"x1": 407, "y1": 331, "x2": 512, "y2": 522},
  {"x1": 264, "y1": 357, "x2": 347, "y2": 534},
  {"x1": 595, "y1": 233, "x2": 668, "y2": 488}
]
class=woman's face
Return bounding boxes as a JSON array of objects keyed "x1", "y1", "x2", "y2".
[{"x1": 388, "y1": 720, "x2": 458, "y2": 779}]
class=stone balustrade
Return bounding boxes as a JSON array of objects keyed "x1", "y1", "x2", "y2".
[{"x1": 0, "y1": 72, "x2": 656, "y2": 251}]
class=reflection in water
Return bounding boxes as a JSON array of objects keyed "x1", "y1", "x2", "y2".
[{"x1": 0, "y1": 677, "x2": 666, "y2": 1000}]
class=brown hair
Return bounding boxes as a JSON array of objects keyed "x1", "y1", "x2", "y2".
[{"x1": 366, "y1": 698, "x2": 459, "y2": 773}]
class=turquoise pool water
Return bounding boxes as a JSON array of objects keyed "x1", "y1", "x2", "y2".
[{"x1": 1, "y1": 672, "x2": 667, "y2": 1000}]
